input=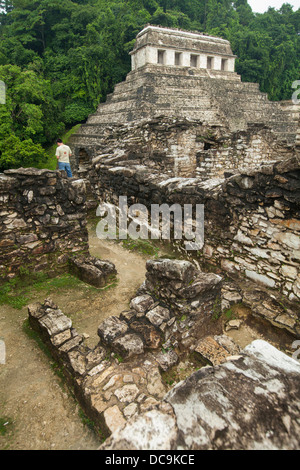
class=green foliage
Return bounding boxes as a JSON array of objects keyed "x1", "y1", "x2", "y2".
[{"x1": 0, "y1": 0, "x2": 299, "y2": 170}]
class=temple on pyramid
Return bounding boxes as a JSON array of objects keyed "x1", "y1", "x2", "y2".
[{"x1": 70, "y1": 25, "x2": 299, "y2": 178}]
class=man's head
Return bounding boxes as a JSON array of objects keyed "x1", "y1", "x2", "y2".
[{"x1": 56, "y1": 138, "x2": 63, "y2": 146}]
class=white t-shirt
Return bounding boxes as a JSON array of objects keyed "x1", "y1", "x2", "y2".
[{"x1": 56, "y1": 144, "x2": 72, "y2": 163}]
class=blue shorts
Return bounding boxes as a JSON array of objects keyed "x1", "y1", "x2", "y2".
[{"x1": 58, "y1": 162, "x2": 73, "y2": 177}]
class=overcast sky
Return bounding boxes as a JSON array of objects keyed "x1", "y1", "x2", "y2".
[{"x1": 247, "y1": 0, "x2": 299, "y2": 13}]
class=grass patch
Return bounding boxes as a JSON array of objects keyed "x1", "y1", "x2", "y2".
[
  {"x1": 78, "y1": 408, "x2": 107, "y2": 443},
  {"x1": 0, "y1": 272, "x2": 99, "y2": 310},
  {"x1": 121, "y1": 237, "x2": 160, "y2": 257},
  {"x1": 0, "y1": 417, "x2": 12, "y2": 437}
]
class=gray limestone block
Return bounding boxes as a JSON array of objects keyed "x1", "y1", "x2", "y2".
[
  {"x1": 146, "y1": 259, "x2": 198, "y2": 284},
  {"x1": 100, "y1": 340, "x2": 300, "y2": 450},
  {"x1": 112, "y1": 333, "x2": 144, "y2": 358},
  {"x1": 98, "y1": 316, "x2": 129, "y2": 345},
  {"x1": 146, "y1": 305, "x2": 170, "y2": 327},
  {"x1": 69, "y1": 255, "x2": 117, "y2": 288},
  {"x1": 178, "y1": 272, "x2": 223, "y2": 300},
  {"x1": 130, "y1": 294, "x2": 156, "y2": 315},
  {"x1": 38, "y1": 308, "x2": 72, "y2": 337}
]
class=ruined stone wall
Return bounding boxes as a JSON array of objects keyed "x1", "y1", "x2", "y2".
[
  {"x1": 0, "y1": 168, "x2": 89, "y2": 281},
  {"x1": 27, "y1": 263, "x2": 300, "y2": 450},
  {"x1": 89, "y1": 154, "x2": 300, "y2": 307},
  {"x1": 71, "y1": 118, "x2": 291, "y2": 180},
  {"x1": 196, "y1": 124, "x2": 293, "y2": 180}
]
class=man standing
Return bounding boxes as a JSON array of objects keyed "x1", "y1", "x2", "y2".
[{"x1": 55, "y1": 139, "x2": 73, "y2": 177}]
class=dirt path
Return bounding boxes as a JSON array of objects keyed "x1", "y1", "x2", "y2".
[{"x1": 0, "y1": 232, "x2": 148, "y2": 450}]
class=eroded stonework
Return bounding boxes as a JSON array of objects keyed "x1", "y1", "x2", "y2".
[
  {"x1": 101, "y1": 340, "x2": 300, "y2": 450},
  {"x1": 0, "y1": 169, "x2": 89, "y2": 281},
  {"x1": 89, "y1": 154, "x2": 300, "y2": 318},
  {"x1": 28, "y1": 258, "x2": 300, "y2": 450}
]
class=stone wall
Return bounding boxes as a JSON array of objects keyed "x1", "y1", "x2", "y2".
[
  {"x1": 27, "y1": 259, "x2": 300, "y2": 450},
  {"x1": 0, "y1": 168, "x2": 89, "y2": 281},
  {"x1": 71, "y1": 118, "x2": 292, "y2": 180},
  {"x1": 89, "y1": 153, "x2": 300, "y2": 316},
  {"x1": 26, "y1": 259, "x2": 239, "y2": 438},
  {"x1": 196, "y1": 124, "x2": 293, "y2": 180}
]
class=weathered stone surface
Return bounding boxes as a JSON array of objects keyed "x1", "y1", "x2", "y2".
[
  {"x1": 146, "y1": 259, "x2": 198, "y2": 284},
  {"x1": 39, "y1": 309, "x2": 72, "y2": 336},
  {"x1": 112, "y1": 333, "x2": 144, "y2": 358},
  {"x1": 155, "y1": 350, "x2": 179, "y2": 372},
  {"x1": 114, "y1": 384, "x2": 140, "y2": 403},
  {"x1": 0, "y1": 169, "x2": 89, "y2": 281},
  {"x1": 27, "y1": 303, "x2": 44, "y2": 320},
  {"x1": 103, "y1": 406, "x2": 126, "y2": 435},
  {"x1": 67, "y1": 349, "x2": 87, "y2": 376},
  {"x1": 179, "y1": 273, "x2": 222, "y2": 300},
  {"x1": 51, "y1": 329, "x2": 72, "y2": 347},
  {"x1": 98, "y1": 316, "x2": 129, "y2": 344},
  {"x1": 101, "y1": 340, "x2": 300, "y2": 450},
  {"x1": 100, "y1": 404, "x2": 178, "y2": 450},
  {"x1": 58, "y1": 333, "x2": 84, "y2": 353},
  {"x1": 130, "y1": 295, "x2": 155, "y2": 315},
  {"x1": 195, "y1": 335, "x2": 240, "y2": 366},
  {"x1": 130, "y1": 321, "x2": 162, "y2": 349},
  {"x1": 146, "y1": 367, "x2": 166, "y2": 398},
  {"x1": 146, "y1": 306, "x2": 170, "y2": 327}
]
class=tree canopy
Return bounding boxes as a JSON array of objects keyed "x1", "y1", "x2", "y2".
[{"x1": 0, "y1": 0, "x2": 299, "y2": 170}]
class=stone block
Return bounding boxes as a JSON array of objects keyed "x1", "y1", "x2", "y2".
[
  {"x1": 130, "y1": 320, "x2": 162, "y2": 349},
  {"x1": 98, "y1": 316, "x2": 129, "y2": 344},
  {"x1": 146, "y1": 306, "x2": 170, "y2": 327},
  {"x1": 69, "y1": 255, "x2": 117, "y2": 288},
  {"x1": 101, "y1": 341, "x2": 300, "y2": 450},
  {"x1": 112, "y1": 333, "x2": 144, "y2": 358},
  {"x1": 130, "y1": 295, "x2": 155, "y2": 315},
  {"x1": 194, "y1": 335, "x2": 240, "y2": 366},
  {"x1": 146, "y1": 259, "x2": 198, "y2": 284},
  {"x1": 39, "y1": 308, "x2": 72, "y2": 336},
  {"x1": 103, "y1": 405, "x2": 126, "y2": 434}
]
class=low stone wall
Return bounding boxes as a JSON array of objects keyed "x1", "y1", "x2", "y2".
[
  {"x1": 27, "y1": 258, "x2": 300, "y2": 450},
  {"x1": 28, "y1": 259, "x2": 239, "y2": 437},
  {"x1": 0, "y1": 168, "x2": 89, "y2": 281},
  {"x1": 89, "y1": 154, "x2": 300, "y2": 333}
]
